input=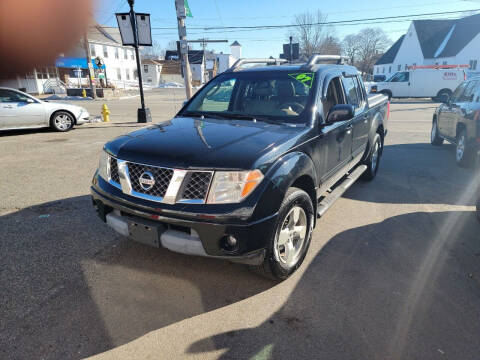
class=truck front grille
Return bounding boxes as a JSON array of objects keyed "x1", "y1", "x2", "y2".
[
  {"x1": 128, "y1": 163, "x2": 174, "y2": 198},
  {"x1": 108, "y1": 157, "x2": 214, "y2": 203},
  {"x1": 181, "y1": 172, "x2": 213, "y2": 201},
  {"x1": 109, "y1": 157, "x2": 120, "y2": 184}
]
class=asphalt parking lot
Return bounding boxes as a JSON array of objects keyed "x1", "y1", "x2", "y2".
[{"x1": 1, "y1": 94, "x2": 479, "y2": 359}]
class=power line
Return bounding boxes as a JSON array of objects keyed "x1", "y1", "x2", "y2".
[{"x1": 142, "y1": 8, "x2": 480, "y2": 31}]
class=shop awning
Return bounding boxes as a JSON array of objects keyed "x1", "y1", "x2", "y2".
[{"x1": 55, "y1": 57, "x2": 105, "y2": 69}]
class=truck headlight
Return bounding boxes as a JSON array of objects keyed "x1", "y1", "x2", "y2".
[
  {"x1": 207, "y1": 170, "x2": 264, "y2": 204},
  {"x1": 98, "y1": 149, "x2": 110, "y2": 181}
]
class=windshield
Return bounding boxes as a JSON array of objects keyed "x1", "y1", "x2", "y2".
[{"x1": 180, "y1": 71, "x2": 315, "y2": 124}]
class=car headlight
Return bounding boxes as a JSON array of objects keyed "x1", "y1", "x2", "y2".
[
  {"x1": 207, "y1": 170, "x2": 264, "y2": 204},
  {"x1": 98, "y1": 149, "x2": 110, "y2": 181}
]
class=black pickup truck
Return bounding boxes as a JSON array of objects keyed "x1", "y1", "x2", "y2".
[
  {"x1": 431, "y1": 77, "x2": 480, "y2": 167},
  {"x1": 91, "y1": 55, "x2": 389, "y2": 279}
]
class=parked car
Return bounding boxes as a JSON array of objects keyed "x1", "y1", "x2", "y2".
[
  {"x1": 91, "y1": 55, "x2": 389, "y2": 280},
  {"x1": 0, "y1": 87, "x2": 90, "y2": 132},
  {"x1": 371, "y1": 68, "x2": 466, "y2": 101},
  {"x1": 431, "y1": 78, "x2": 480, "y2": 167}
]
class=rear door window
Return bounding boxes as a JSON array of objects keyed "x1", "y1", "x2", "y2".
[
  {"x1": 459, "y1": 81, "x2": 477, "y2": 103},
  {"x1": 341, "y1": 76, "x2": 360, "y2": 109}
]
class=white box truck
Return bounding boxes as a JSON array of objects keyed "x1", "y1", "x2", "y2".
[{"x1": 370, "y1": 66, "x2": 467, "y2": 102}]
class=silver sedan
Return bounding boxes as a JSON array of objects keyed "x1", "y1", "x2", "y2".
[{"x1": 0, "y1": 87, "x2": 90, "y2": 132}]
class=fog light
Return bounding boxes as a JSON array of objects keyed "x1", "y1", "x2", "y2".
[{"x1": 221, "y1": 235, "x2": 239, "y2": 252}]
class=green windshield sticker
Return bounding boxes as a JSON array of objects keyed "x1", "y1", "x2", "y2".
[{"x1": 288, "y1": 72, "x2": 315, "y2": 88}]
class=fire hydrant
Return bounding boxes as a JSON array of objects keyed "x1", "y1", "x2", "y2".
[
  {"x1": 101, "y1": 103, "x2": 110, "y2": 122},
  {"x1": 81, "y1": 88, "x2": 87, "y2": 98}
]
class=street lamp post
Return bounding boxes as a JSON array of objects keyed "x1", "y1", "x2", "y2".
[{"x1": 127, "y1": 0, "x2": 151, "y2": 123}]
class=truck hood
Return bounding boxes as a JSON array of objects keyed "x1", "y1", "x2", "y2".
[{"x1": 106, "y1": 117, "x2": 307, "y2": 170}]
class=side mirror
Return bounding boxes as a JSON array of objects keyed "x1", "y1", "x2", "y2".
[{"x1": 326, "y1": 104, "x2": 355, "y2": 124}]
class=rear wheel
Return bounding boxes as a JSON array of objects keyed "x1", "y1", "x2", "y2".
[
  {"x1": 253, "y1": 187, "x2": 314, "y2": 280},
  {"x1": 431, "y1": 118, "x2": 444, "y2": 146},
  {"x1": 361, "y1": 133, "x2": 382, "y2": 181},
  {"x1": 456, "y1": 128, "x2": 475, "y2": 168},
  {"x1": 51, "y1": 111, "x2": 74, "y2": 132},
  {"x1": 436, "y1": 89, "x2": 452, "y2": 103}
]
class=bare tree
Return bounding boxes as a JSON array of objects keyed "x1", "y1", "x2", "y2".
[
  {"x1": 319, "y1": 35, "x2": 342, "y2": 55},
  {"x1": 342, "y1": 34, "x2": 361, "y2": 65},
  {"x1": 292, "y1": 10, "x2": 329, "y2": 58},
  {"x1": 141, "y1": 40, "x2": 165, "y2": 59},
  {"x1": 355, "y1": 28, "x2": 391, "y2": 74}
]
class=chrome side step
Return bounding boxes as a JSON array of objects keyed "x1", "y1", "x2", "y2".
[{"x1": 317, "y1": 165, "x2": 367, "y2": 218}]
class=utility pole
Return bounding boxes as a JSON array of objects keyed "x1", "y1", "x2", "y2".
[
  {"x1": 128, "y1": 0, "x2": 151, "y2": 122},
  {"x1": 289, "y1": 36, "x2": 293, "y2": 64},
  {"x1": 175, "y1": 0, "x2": 193, "y2": 99},
  {"x1": 188, "y1": 39, "x2": 227, "y2": 83},
  {"x1": 83, "y1": 33, "x2": 97, "y2": 99}
]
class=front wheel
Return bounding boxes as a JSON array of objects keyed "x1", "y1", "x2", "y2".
[
  {"x1": 51, "y1": 111, "x2": 74, "y2": 132},
  {"x1": 476, "y1": 197, "x2": 480, "y2": 222},
  {"x1": 431, "y1": 118, "x2": 444, "y2": 146},
  {"x1": 361, "y1": 133, "x2": 382, "y2": 181},
  {"x1": 456, "y1": 129, "x2": 475, "y2": 168},
  {"x1": 253, "y1": 187, "x2": 314, "y2": 280}
]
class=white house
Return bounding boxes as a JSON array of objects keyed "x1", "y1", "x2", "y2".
[
  {"x1": 216, "y1": 41, "x2": 242, "y2": 73},
  {"x1": 141, "y1": 59, "x2": 163, "y2": 86},
  {"x1": 374, "y1": 14, "x2": 480, "y2": 78},
  {"x1": 70, "y1": 25, "x2": 139, "y2": 89}
]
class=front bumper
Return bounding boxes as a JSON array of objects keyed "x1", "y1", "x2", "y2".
[
  {"x1": 91, "y1": 184, "x2": 277, "y2": 265},
  {"x1": 76, "y1": 110, "x2": 91, "y2": 125}
]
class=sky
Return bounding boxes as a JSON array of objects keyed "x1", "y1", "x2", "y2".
[{"x1": 94, "y1": 0, "x2": 480, "y2": 58}]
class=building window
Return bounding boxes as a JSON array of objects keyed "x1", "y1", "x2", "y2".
[
  {"x1": 103, "y1": 45, "x2": 108, "y2": 58},
  {"x1": 382, "y1": 67, "x2": 385, "y2": 74},
  {"x1": 126, "y1": 69, "x2": 130, "y2": 80},
  {"x1": 389, "y1": 66, "x2": 392, "y2": 73},
  {"x1": 413, "y1": 63, "x2": 416, "y2": 67},
  {"x1": 133, "y1": 69, "x2": 138, "y2": 79},
  {"x1": 124, "y1": 49, "x2": 128, "y2": 60},
  {"x1": 131, "y1": 51, "x2": 135, "y2": 60},
  {"x1": 443, "y1": 61, "x2": 448, "y2": 65},
  {"x1": 470, "y1": 59, "x2": 477, "y2": 70},
  {"x1": 116, "y1": 68, "x2": 121, "y2": 80},
  {"x1": 90, "y1": 44, "x2": 96, "y2": 57},
  {"x1": 405, "y1": 64, "x2": 408, "y2": 70},
  {"x1": 397, "y1": 65, "x2": 401, "y2": 71},
  {"x1": 115, "y1": 48, "x2": 119, "y2": 59},
  {"x1": 144, "y1": 64, "x2": 148, "y2": 73}
]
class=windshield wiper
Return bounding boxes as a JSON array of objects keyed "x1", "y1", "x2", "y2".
[
  {"x1": 181, "y1": 111, "x2": 226, "y2": 120},
  {"x1": 223, "y1": 113, "x2": 279, "y2": 124}
]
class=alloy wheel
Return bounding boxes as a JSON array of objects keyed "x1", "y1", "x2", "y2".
[{"x1": 274, "y1": 206, "x2": 308, "y2": 268}]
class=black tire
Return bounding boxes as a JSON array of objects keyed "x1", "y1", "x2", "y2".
[
  {"x1": 436, "y1": 89, "x2": 452, "y2": 103},
  {"x1": 381, "y1": 91, "x2": 392, "y2": 100},
  {"x1": 431, "y1": 118, "x2": 444, "y2": 146},
  {"x1": 476, "y1": 197, "x2": 480, "y2": 223},
  {"x1": 252, "y1": 187, "x2": 314, "y2": 280},
  {"x1": 455, "y1": 128, "x2": 475, "y2": 168},
  {"x1": 50, "y1": 111, "x2": 75, "y2": 132},
  {"x1": 361, "y1": 133, "x2": 382, "y2": 181}
]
